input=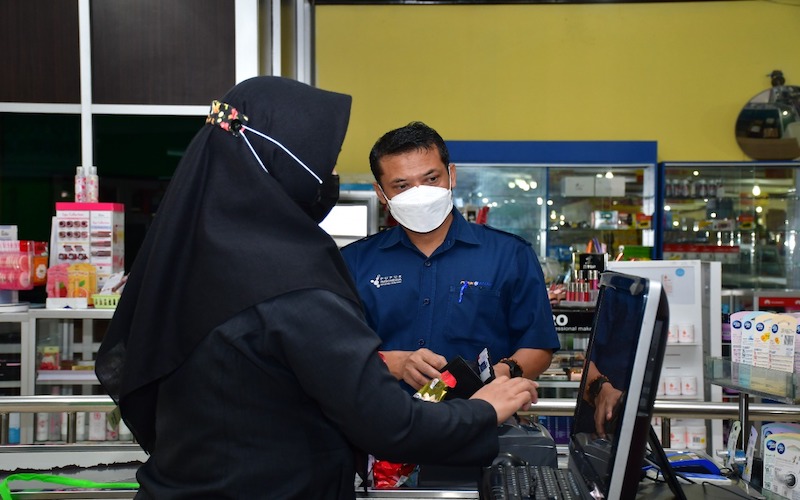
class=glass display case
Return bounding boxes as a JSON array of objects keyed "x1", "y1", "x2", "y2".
[
  {"x1": 448, "y1": 141, "x2": 659, "y2": 280},
  {"x1": 660, "y1": 161, "x2": 800, "y2": 289},
  {"x1": 451, "y1": 159, "x2": 658, "y2": 280}
]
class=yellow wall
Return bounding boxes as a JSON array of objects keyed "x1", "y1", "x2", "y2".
[{"x1": 315, "y1": 1, "x2": 800, "y2": 177}]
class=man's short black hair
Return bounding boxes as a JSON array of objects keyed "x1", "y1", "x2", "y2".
[{"x1": 368, "y1": 121, "x2": 450, "y2": 184}]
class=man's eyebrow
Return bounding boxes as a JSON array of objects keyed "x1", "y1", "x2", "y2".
[{"x1": 387, "y1": 176, "x2": 408, "y2": 186}]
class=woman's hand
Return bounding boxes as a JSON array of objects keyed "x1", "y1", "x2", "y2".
[{"x1": 471, "y1": 376, "x2": 539, "y2": 425}]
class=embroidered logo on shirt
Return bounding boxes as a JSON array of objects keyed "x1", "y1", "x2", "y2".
[{"x1": 370, "y1": 274, "x2": 402, "y2": 289}]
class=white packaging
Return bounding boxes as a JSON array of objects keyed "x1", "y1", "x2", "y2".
[
  {"x1": 667, "y1": 324, "x2": 679, "y2": 344},
  {"x1": 729, "y1": 311, "x2": 750, "y2": 364},
  {"x1": 105, "y1": 420, "x2": 119, "y2": 441},
  {"x1": 48, "y1": 412, "x2": 62, "y2": 441},
  {"x1": 76, "y1": 412, "x2": 86, "y2": 441},
  {"x1": 770, "y1": 434, "x2": 800, "y2": 499},
  {"x1": 769, "y1": 314, "x2": 797, "y2": 373},
  {"x1": 88, "y1": 412, "x2": 106, "y2": 441},
  {"x1": 664, "y1": 376, "x2": 681, "y2": 396},
  {"x1": 670, "y1": 425, "x2": 687, "y2": 449},
  {"x1": 118, "y1": 419, "x2": 133, "y2": 442},
  {"x1": 686, "y1": 423, "x2": 707, "y2": 450},
  {"x1": 752, "y1": 313, "x2": 775, "y2": 369},
  {"x1": 761, "y1": 428, "x2": 800, "y2": 491},
  {"x1": 680, "y1": 376, "x2": 697, "y2": 396},
  {"x1": 678, "y1": 323, "x2": 695, "y2": 343},
  {"x1": 35, "y1": 413, "x2": 49, "y2": 441}
]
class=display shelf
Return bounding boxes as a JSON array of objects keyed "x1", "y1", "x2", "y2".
[
  {"x1": 706, "y1": 356, "x2": 800, "y2": 404},
  {"x1": 21, "y1": 308, "x2": 114, "y2": 444},
  {"x1": 661, "y1": 161, "x2": 800, "y2": 290},
  {"x1": 36, "y1": 370, "x2": 99, "y2": 385},
  {"x1": 450, "y1": 155, "x2": 658, "y2": 267}
]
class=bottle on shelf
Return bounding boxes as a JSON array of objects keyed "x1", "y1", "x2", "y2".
[{"x1": 74, "y1": 167, "x2": 86, "y2": 203}]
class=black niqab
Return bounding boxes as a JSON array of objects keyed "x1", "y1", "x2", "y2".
[{"x1": 95, "y1": 76, "x2": 359, "y2": 452}]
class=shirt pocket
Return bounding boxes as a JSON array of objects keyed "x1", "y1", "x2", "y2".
[{"x1": 444, "y1": 283, "x2": 502, "y2": 347}]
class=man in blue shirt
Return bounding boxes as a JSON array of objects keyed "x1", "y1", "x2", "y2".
[{"x1": 341, "y1": 122, "x2": 559, "y2": 393}]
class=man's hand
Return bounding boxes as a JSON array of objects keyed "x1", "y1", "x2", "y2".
[
  {"x1": 594, "y1": 382, "x2": 623, "y2": 438},
  {"x1": 380, "y1": 349, "x2": 447, "y2": 390},
  {"x1": 471, "y1": 376, "x2": 539, "y2": 425}
]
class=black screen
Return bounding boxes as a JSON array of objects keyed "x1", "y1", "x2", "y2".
[{"x1": 569, "y1": 271, "x2": 669, "y2": 498}]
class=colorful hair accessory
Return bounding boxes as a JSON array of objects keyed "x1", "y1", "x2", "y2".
[{"x1": 206, "y1": 100, "x2": 249, "y2": 137}]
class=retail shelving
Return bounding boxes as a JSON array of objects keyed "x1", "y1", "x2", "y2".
[
  {"x1": 608, "y1": 260, "x2": 724, "y2": 454},
  {"x1": 660, "y1": 161, "x2": 800, "y2": 291}
]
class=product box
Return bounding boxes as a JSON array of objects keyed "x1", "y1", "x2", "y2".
[
  {"x1": 634, "y1": 213, "x2": 652, "y2": 229},
  {"x1": 591, "y1": 210, "x2": 618, "y2": 229},
  {"x1": 561, "y1": 177, "x2": 595, "y2": 197},
  {"x1": 594, "y1": 176, "x2": 626, "y2": 197},
  {"x1": 0, "y1": 240, "x2": 35, "y2": 290},
  {"x1": 54, "y1": 203, "x2": 124, "y2": 290},
  {"x1": 0, "y1": 226, "x2": 18, "y2": 241},
  {"x1": 769, "y1": 314, "x2": 797, "y2": 373}
]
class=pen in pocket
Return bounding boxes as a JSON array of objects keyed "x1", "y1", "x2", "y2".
[{"x1": 458, "y1": 280, "x2": 492, "y2": 303}]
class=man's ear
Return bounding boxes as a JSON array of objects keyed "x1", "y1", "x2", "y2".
[{"x1": 373, "y1": 182, "x2": 388, "y2": 206}]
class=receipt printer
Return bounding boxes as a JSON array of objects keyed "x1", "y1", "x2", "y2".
[{"x1": 417, "y1": 418, "x2": 557, "y2": 487}]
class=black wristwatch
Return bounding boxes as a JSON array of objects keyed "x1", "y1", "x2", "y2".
[
  {"x1": 500, "y1": 358, "x2": 523, "y2": 378},
  {"x1": 588, "y1": 375, "x2": 610, "y2": 403}
]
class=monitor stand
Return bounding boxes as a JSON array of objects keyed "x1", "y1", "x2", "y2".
[{"x1": 647, "y1": 424, "x2": 688, "y2": 500}]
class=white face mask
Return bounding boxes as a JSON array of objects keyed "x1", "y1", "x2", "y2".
[{"x1": 381, "y1": 177, "x2": 453, "y2": 233}]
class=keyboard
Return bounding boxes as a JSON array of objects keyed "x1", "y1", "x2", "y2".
[{"x1": 480, "y1": 464, "x2": 586, "y2": 500}]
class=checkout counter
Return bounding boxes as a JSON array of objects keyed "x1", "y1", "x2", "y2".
[{"x1": 0, "y1": 398, "x2": 793, "y2": 498}]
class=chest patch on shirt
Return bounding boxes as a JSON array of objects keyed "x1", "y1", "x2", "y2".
[{"x1": 370, "y1": 274, "x2": 402, "y2": 288}]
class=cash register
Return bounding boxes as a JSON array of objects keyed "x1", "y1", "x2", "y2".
[{"x1": 416, "y1": 356, "x2": 558, "y2": 487}]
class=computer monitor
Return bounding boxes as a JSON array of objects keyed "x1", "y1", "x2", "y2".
[{"x1": 569, "y1": 271, "x2": 669, "y2": 498}]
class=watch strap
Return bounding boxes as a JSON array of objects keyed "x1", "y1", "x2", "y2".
[
  {"x1": 588, "y1": 375, "x2": 610, "y2": 402},
  {"x1": 499, "y1": 358, "x2": 523, "y2": 378}
]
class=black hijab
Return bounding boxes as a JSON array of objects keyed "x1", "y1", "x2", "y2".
[{"x1": 95, "y1": 76, "x2": 359, "y2": 453}]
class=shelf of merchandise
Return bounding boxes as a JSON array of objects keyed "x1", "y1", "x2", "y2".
[
  {"x1": 21, "y1": 308, "x2": 114, "y2": 445},
  {"x1": 0, "y1": 312, "x2": 26, "y2": 393},
  {"x1": 660, "y1": 161, "x2": 800, "y2": 291},
  {"x1": 25, "y1": 308, "x2": 112, "y2": 393},
  {"x1": 706, "y1": 356, "x2": 800, "y2": 454},
  {"x1": 608, "y1": 260, "x2": 723, "y2": 454}
]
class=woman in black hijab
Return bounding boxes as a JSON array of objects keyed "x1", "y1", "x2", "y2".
[{"x1": 95, "y1": 76, "x2": 537, "y2": 499}]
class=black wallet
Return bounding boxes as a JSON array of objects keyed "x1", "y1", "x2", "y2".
[{"x1": 442, "y1": 356, "x2": 487, "y2": 400}]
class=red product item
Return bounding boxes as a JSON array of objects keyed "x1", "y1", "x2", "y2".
[
  {"x1": 475, "y1": 206, "x2": 490, "y2": 225},
  {"x1": 373, "y1": 460, "x2": 419, "y2": 488},
  {"x1": 371, "y1": 351, "x2": 420, "y2": 489},
  {"x1": 0, "y1": 240, "x2": 35, "y2": 290}
]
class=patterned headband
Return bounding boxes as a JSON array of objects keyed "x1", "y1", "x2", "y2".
[{"x1": 206, "y1": 100, "x2": 249, "y2": 137}]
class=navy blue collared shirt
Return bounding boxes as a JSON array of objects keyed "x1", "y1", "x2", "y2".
[{"x1": 341, "y1": 209, "x2": 559, "y2": 369}]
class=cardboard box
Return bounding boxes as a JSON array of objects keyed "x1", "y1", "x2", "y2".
[
  {"x1": 594, "y1": 177, "x2": 626, "y2": 197},
  {"x1": 561, "y1": 177, "x2": 595, "y2": 197}
]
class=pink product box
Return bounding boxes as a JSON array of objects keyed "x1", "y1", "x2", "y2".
[
  {"x1": 54, "y1": 203, "x2": 125, "y2": 289},
  {"x1": 0, "y1": 241, "x2": 35, "y2": 290}
]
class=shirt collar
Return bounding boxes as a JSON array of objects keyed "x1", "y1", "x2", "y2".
[{"x1": 377, "y1": 208, "x2": 481, "y2": 250}]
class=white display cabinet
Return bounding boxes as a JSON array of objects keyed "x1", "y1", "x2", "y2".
[
  {"x1": 0, "y1": 311, "x2": 26, "y2": 444},
  {"x1": 607, "y1": 260, "x2": 723, "y2": 454},
  {"x1": 22, "y1": 308, "x2": 113, "y2": 444}
]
